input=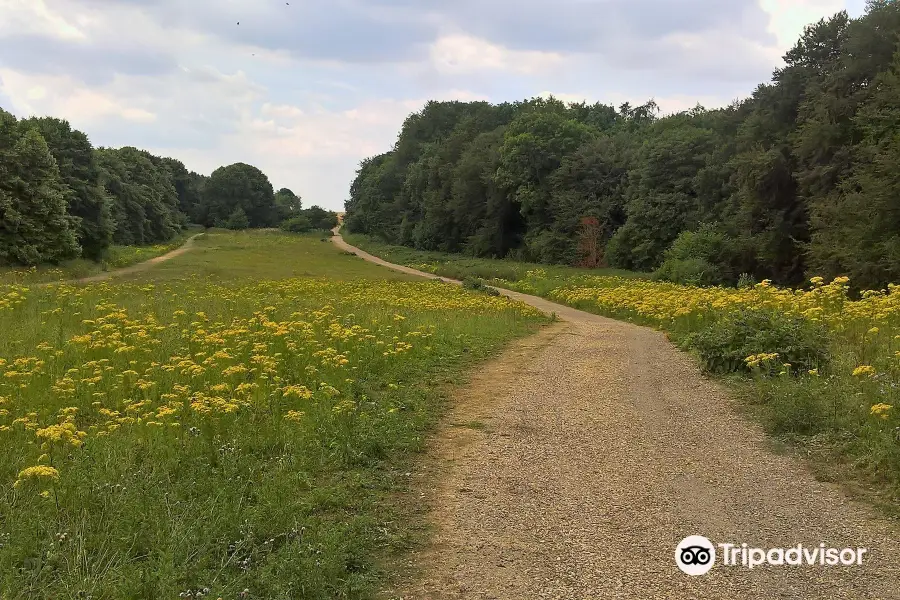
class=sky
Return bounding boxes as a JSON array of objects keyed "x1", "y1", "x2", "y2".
[{"x1": 0, "y1": 0, "x2": 869, "y2": 211}]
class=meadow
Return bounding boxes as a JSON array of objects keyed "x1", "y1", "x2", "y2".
[
  {"x1": 0, "y1": 228, "x2": 203, "y2": 286},
  {"x1": 0, "y1": 230, "x2": 546, "y2": 599},
  {"x1": 345, "y1": 234, "x2": 900, "y2": 511}
]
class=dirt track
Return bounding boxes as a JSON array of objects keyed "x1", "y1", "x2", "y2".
[
  {"x1": 333, "y1": 232, "x2": 900, "y2": 599},
  {"x1": 74, "y1": 233, "x2": 202, "y2": 283}
]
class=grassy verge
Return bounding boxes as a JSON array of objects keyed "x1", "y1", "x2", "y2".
[
  {"x1": 0, "y1": 230, "x2": 547, "y2": 598},
  {"x1": 0, "y1": 227, "x2": 203, "y2": 285},
  {"x1": 345, "y1": 233, "x2": 900, "y2": 515},
  {"x1": 342, "y1": 233, "x2": 644, "y2": 283}
]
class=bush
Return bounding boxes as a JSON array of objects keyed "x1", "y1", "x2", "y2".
[
  {"x1": 281, "y1": 215, "x2": 312, "y2": 233},
  {"x1": 225, "y1": 207, "x2": 250, "y2": 230},
  {"x1": 684, "y1": 308, "x2": 830, "y2": 374},
  {"x1": 652, "y1": 225, "x2": 733, "y2": 285},
  {"x1": 462, "y1": 277, "x2": 500, "y2": 296},
  {"x1": 653, "y1": 257, "x2": 722, "y2": 286}
]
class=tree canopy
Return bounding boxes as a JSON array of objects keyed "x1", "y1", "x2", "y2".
[
  {"x1": 0, "y1": 107, "x2": 314, "y2": 266},
  {"x1": 345, "y1": 2, "x2": 900, "y2": 290},
  {"x1": 202, "y1": 163, "x2": 277, "y2": 228},
  {"x1": 1, "y1": 116, "x2": 80, "y2": 265}
]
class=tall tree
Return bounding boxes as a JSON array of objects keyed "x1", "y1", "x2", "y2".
[
  {"x1": 345, "y1": 4, "x2": 900, "y2": 288},
  {"x1": 0, "y1": 116, "x2": 80, "y2": 265},
  {"x1": 95, "y1": 147, "x2": 181, "y2": 245},
  {"x1": 202, "y1": 163, "x2": 276, "y2": 228},
  {"x1": 274, "y1": 187, "x2": 302, "y2": 222},
  {"x1": 18, "y1": 117, "x2": 113, "y2": 259}
]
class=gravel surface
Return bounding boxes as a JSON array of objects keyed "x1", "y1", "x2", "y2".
[{"x1": 334, "y1": 233, "x2": 900, "y2": 600}]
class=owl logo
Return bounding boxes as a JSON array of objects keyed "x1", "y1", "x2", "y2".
[
  {"x1": 680, "y1": 545, "x2": 712, "y2": 566},
  {"x1": 676, "y1": 536, "x2": 716, "y2": 575}
]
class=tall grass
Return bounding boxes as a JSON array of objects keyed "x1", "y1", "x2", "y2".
[{"x1": 0, "y1": 231, "x2": 546, "y2": 598}]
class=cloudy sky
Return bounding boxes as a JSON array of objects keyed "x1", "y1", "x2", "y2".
[{"x1": 0, "y1": 0, "x2": 867, "y2": 211}]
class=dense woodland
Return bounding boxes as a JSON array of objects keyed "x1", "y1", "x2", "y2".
[
  {"x1": 346, "y1": 1, "x2": 900, "y2": 289},
  {"x1": 0, "y1": 108, "x2": 336, "y2": 266}
]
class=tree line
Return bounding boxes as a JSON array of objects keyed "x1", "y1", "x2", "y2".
[
  {"x1": 345, "y1": 1, "x2": 900, "y2": 290},
  {"x1": 1, "y1": 108, "x2": 337, "y2": 266}
]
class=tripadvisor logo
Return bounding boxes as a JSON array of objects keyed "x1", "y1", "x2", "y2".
[
  {"x1": 675, "y1": 536, "x2": 868, "y2": 575},
  {"x1": 676, "y1": 536, "x2": 716, "y2": 575}
]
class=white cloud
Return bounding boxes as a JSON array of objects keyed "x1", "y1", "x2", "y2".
[
  {"x1": 0, "y1": 69, "x2": 156, "y2": 123},
  {"x1": 538, "y1": 90, "x2": 739, "y2": 116},
  {"x1": 0, "y1": 0, "x2": 86, "y2": 40},
  {"x1": 0, "y1": 58, "x2": 488, "y2": 210},
  {"x1": 430, "y1": 34, "x2": 564, "y2": 75},
  {"x1": 760, "y1": 0, "x2": 847, "y2": 49}
]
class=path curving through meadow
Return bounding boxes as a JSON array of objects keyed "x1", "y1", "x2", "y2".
[
  {"x1": 332, "y1": 231, "x2": 900, "y2": 599},
  {"x1": 74, "y1": 233, "x2": 203, "y2": 284}
]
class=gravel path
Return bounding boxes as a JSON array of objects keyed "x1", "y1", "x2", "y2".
[
  {"x1": 333, "y1": 232, "x2": 900, "y2": 599},
  {"x1": 74, "y1": 233, "x2": 203, "y2": 283}
]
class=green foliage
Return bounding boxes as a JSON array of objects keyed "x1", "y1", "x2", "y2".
[
  {"x1": 684, "y1": 309, "x2": 829, "y2": 375},
  {"x1": 18, "y1": 116, "x2": 114, "y2": 260},
  {"x1": 653, "y1": 257, "x2": 721, "y2": 287},
  {"x1": 345, "y1": 3, "x2": 900, "y2": 289},
  {"x1": 303, "y1": 205, "x2": 339, "y2": 231},
  {"x1": 806, "y1": 44, "x2": 900, "y2": 289},
  {"x1": 95, "y1": 147, "x2": 181, "y2": 246},
  {"x1": 653, "y1": 225, "x2": 729, "y2": 285},
  {"x1": 160, "y1": 157, "x2": 205, "y2": 225},
  {"x1": 225, "y1": 206, "x2": 250, "y2": 230},
  {"x1": 0, "y1": 112, "x2": 80, "y2": 265},
  {"x1": 280, "y1": 214, "x2": 312, "y2": 233},
  {"x1": 462, "y1": 276, "x2": 500, "y2": 296},
  {"x1": 0, "y1": 105, "x2": 284, "y2": 266},
  {"x1": 203, "y1": 163, "x2": 277, "y2": 228},
  {"x1": 274, "y1": 187, "x2": 302, "y2": 222}
]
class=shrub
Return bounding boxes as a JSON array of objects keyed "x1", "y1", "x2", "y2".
[
  {"x1": 684, "y1": 308, "x2": 830, "y2": 374},
  {"x1": 737, "y1": 273, "x2": 756, "y2": 289},
  {"x1": 462, "y1": 277, "x2": 500, "y2": 296},
  {"x1": 281, "y1": 215, "x2": 312, "y2": 233},
  {"x1": 653, "y1": 257, "x2": 722, "y2": 286},
  {"x1": 763, "y1": 380, "x2": 831, "y2": 436},
  {"x1": 653, "y1": 225, "x2": 732, "y2": 285},
  {"x1": 225, "y1": 207, "x2": 250, "y2": 230}
]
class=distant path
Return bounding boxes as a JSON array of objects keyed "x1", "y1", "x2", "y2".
[
  {"x1": 74, "y1": 233, "x2": 203, "y2": 284},
  {"x1": 333, "y1": 230, "x2": 900, "y2": 599}
]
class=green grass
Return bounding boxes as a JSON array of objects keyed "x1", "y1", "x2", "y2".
[
  {"x1": 342, "y1": 233, "x2": 644, "y2": 284},
  {"x1": 0, "y1": 227, "x2": 203, "y2": 285},
  {"x1": 345, "y1": 233, "x2": 900, "y2": 515},
  {"x1": 141, "y1": 230, "x2": 416, "y2": 283},
  {"x1": 0, "y1": 230, "x2": 547, "y2": 598}
]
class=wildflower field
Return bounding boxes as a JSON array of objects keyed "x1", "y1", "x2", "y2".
[
  {"x1": 0, "y1": 231, "x2": 545, "y2": 598},
  {"x1": 345, "y1": 234, "x2": 900, "y2": 510}
]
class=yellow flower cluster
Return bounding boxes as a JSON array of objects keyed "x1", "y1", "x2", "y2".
[
  {"x1": 852, "y1": 365, "x2": 877, "y2": 378},
  {"x1": 744, "y1": 353, "x2": 780, "y2": 369},
  {"x1": 0, "y1": 287, "x2": 28, "y2": 312},
  {"x1": 519, "y1": 274, "x2": 900, "y2": 380},
  {"x1": 870, "y1": 403, "x2": 893, "y2": 420},
  {"x1": 13, "y1": 465, "x2": 59, "y2": 488},
  {"x1": 0, "y1": 276, "x2": 539, "y2": 490},
  {"x1": 544, "y1": 276, "x2": 898, "y2": 331}
]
